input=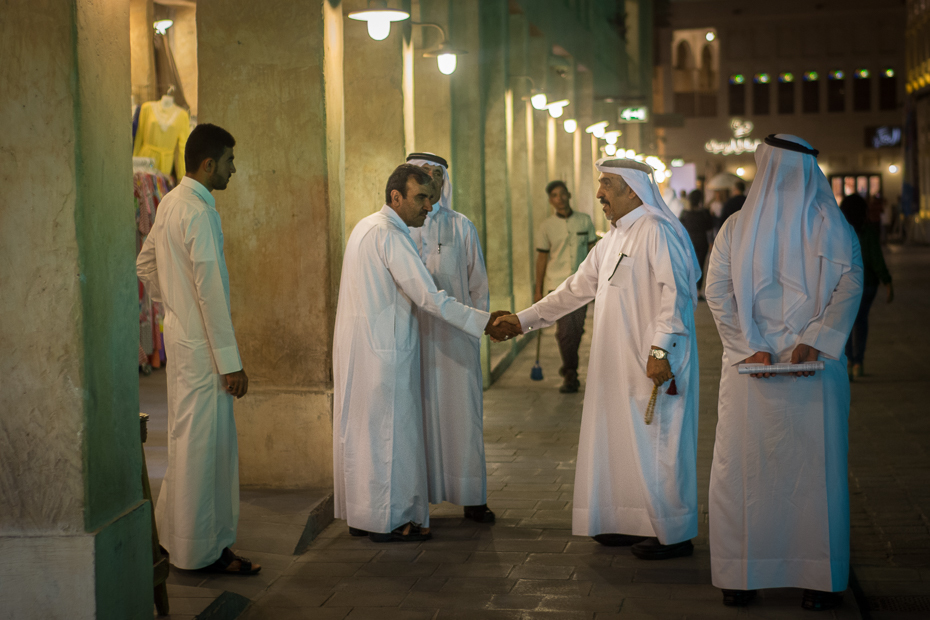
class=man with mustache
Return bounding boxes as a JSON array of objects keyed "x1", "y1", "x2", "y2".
[{"x1": 494, "y1": 157, "x2": 702, "y2": 560}]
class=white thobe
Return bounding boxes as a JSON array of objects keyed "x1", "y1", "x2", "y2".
[
  {"x1": 517, "y1": 206, "x2": 699, "y2": 544},
  {"x1": 705, "y1": 212, "x2": 863, "y2": 592},
  {"x1": 136, "y1": 176, "x2": 242, "y2": 570},
  {"x1": 409, "y1": 206, "x2": 491, "y2": 506},
  {"x1": 333, "y1": 206, "x2": 490, "y2": 533}
]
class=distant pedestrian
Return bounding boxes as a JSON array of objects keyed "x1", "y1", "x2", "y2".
[
  {"x1": 719, "y1": 180, "x2": 746, "y2": 226},
  {"x1": 533, "y1": 180, "x2": 598, "y2": 393},
  {"x1": 840, "y1": 193, "x2": 894, "y2": 380},
  {"x1": 705, "y1": 135, "x2": 863, "y2": 611},
  {"x1": 678, "y1": 190, "x2": 714, "y2": 296}
]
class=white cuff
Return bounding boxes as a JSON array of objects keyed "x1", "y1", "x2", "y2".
[
  {"x1": 652, "y1": 332, "x2": 682, "y2": 356},
  {"x1": 516, "y1": 307, "x2": 544, "y2": 333},
  {"x1": 214, "y1": 345, "x2": 242, "y2": 375}
]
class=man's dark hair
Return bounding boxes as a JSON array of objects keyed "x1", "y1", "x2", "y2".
[
  {"x1": 546, "y1": 180, "x2": 568, "y2": 196},
  {"x1": 385, "y1": 164, "x2": 432, "y2": 204},
  {"x1": 734, "y1": 180, "x2": 746, "y2": 193},
  {"x1": 185, "y1": 123, "x2": 236, "y2": 173},
  {"x1": 839, "y1": 193, "x2": 868, "y2": 233},
  {"x1": 688, "y1": 189, "x2": 704, "y2": 208}
]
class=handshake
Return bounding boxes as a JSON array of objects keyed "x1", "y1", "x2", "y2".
[{"x1": 483, "y1": 311, "x2": 524, "y2": 343}]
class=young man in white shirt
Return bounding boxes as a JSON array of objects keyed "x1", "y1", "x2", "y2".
[{"x1": 534, "y1": 181, "x2": 598, "y2": 392}]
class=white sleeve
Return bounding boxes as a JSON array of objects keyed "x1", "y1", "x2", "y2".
[
  {"x1": 464, "y1": 220, "x2": 490, "y2": 311},
  {"x1": 649, "y1": 221, "x2": 693, "y2": 354},
  {"x1": 186, "y1": 212, "x2": 242, "y2": 374},
  {"x1": 705, "y1": 218, "x2": 758, "y2": 365},
  {"x1": 800, "y1": 236, "x2": 864, "y2": 360},
  {"x1": 384, "y1": 231, "x2": 489, "y2": 338},
  {"x1": 517, "y1": 240, "x2": 601, "y2": 331},
  {"x1": 136, "y1": 232, "x2": 161, "y2": 302}
]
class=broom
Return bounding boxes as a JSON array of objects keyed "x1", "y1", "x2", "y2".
[{"x1": 530, "y1": 331, "x2": 544, "y2": 380}]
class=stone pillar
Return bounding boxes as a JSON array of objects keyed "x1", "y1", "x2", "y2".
[
  {"x1": 198, "y1": 0, "x2": 345, "y2": 488},
  {"x1": 413, "y1": 0, "x2": 452, "y2": 158},
  {"x1": 172, "y1": 6, "x2": 199, "y2": 117},
  {"x1": 528, "y1": 34, "x2": 551, "y2": 242},
  {"x1": 130, "y1": 0, "x2": 156, "y2": 103},
  {"x1": 1, "y1": 1, "x2": 151, "y2": 618},
  {"x1": 575, "y1": 69, "x2": 596, "y2": 219},
  {"x1": 343, "y1": 0, "x2": 412, "y2": 238},
  {"x1": 508, "y1": 13, "x2": 534, "y2": 313}
]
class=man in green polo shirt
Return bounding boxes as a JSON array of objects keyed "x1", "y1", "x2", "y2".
[{"x1": 534, "y1": 180, "x2": 598, "y2": 393}]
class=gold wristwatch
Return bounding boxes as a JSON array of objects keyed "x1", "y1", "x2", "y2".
[{"x1": 650, "y1": 348, "x2": 668, "y2": 360}]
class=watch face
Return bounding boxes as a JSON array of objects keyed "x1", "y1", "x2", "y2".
[{"x1": 652, "y1": 349, "x2": 667, "y2": 360}]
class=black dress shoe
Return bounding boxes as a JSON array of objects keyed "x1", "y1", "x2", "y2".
[
  {"x1": 463, "y1": 504, "x2": 496, "y2": 523},
  {"x1": 592, "y1": 533, "x2": 649, "y2": 547},
  {"x1": 348, "y1": 526, "x2": 369, "y2": 537},
  {"x1": 722, "y1": 589, "x2": 757, "y2": 607},
  {"x1": 802, "y1": 589, "x2": 843, "y2": 611},
  {"x1": 559, "y1": 378, "x2": 580, "y2": 393},
  {"x1": 631, "y1": 537, "x2": 694, "y2": 560}
]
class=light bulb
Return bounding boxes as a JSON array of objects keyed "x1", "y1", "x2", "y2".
[
  {"x1": 367, "y1": 18, "x2": 391, "y2": 41},
  {"x1": 605, "y1": 144, "x2": 617, "y2": 156},
  {"x1": 154, "y1": 19, "x2": 173, "y2": 35},
  {"x1": 888, "y1": 164, "x2": 899, "y2": 174},
  {"x1": 606, "y1": 134, "x2": 618, "y2": 145},
  {"x1": 563, "y1": 119, "x2": 577, "y2": 133},
  {"x1": 531, "y1": 93, "x2": 548, "y2": 110},
  {"x1": 437, "y1": 54, "x2": 457, "y2": 75},
  {"x1": 548, "y1": 105, "x2": 564, "y2": 118},
  {"x1": 593, "y1": 126, "x2": 606, "y2": 138},
  {"x1": 736, "y1": 167, "x2": 745, "y2": 177},
  {"x1": 706, "y1": 32, "x2": 716, "y2": 42},
  {"x1": 625, "y1": 149, "x2": 636, "y2": 158}
]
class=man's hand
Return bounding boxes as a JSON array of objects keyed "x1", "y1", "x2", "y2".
[
  {"x1": 486, "y1": 312, "x2": 521, "y2": 342},
  {"x1": 743, "y1": 351, "x2": 774, "y2": 378},
  {"x1": 646, "y1": 348, "x2": 673, "y2": 387},
  {"x1": 886, "y1": 282, "x2": 894, "y2": 304},
  {"x1": 789, "y1": 343, "x2": 820, "y2": 377},
  {"x1": 224, "y1": 369, "x2": 249, "y2": 398},
  {"x1": 534, "y1": 290, "x2": 544, "y2": 303}
]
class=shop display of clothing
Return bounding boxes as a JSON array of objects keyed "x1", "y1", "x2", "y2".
[{"x1": 133, "y1": 99, "x2": 190, "y2": 178}]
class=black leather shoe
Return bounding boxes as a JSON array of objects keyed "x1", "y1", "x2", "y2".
[
  {"x1": 348, "y1": 527, "x2": 369, "y2": 537},
  {"x1": 802, "y1": 589, "x2": 843, "y2": 611},
  {"x1": 559, "y1": 379, "x2": 580, "y2": 393},
  {"x1": 592, "y1": 534, "x2": 649, "y2": 547},
  {"x1": 631, "y1": 537, "x2": 694, "y2": 560},
  {"x1": 463, "y1": 504, "x2": 496, "y2": 523},
  {"x1": 722, "y1": 589, "x2": 757, "y2": 607}
]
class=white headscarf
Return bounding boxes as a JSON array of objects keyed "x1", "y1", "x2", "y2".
[
  {"x1": 729, "y1": 134, "x2": 855, "y2": 351},
  {"x1": 595, "y1": 157, "x2": 702, "y2": 305},
  {"x1": 406, "y1": 153, "x2": 453, "y2": 211}
]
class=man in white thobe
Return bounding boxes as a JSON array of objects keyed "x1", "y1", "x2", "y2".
[
  {"x1": 333, "y1": 164, "x2": 517, "y2": 542},
  {"x1": 495, "y1": 158, "x2": 702, "y2": 560},
  {"x1": 137, "y1": 124, "x2": 258, "y2": 574},
  {"x1": 705, "y1": 135, "x2": 863, "y2": 610},
  {"x1": 405, "y1": 152, "x2": 495, "y2": 523}
]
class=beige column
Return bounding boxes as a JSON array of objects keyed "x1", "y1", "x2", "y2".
[
  {"x1": 575, "y1": 69, "x2": 595, "y2": 219},
  {"x1": 198, "y1": 0, "x2": 345, "y2": 488},
  {"x1": 1, "y1": 1, "x2": 151, "y2": 617},
  {"x1": 343, "y1": 0, "x2": 413, "y2": 238},
  {"x1": 130, "y1": 0, "x2": 156, "y2": 103},
  {"x1": 172, "y1": 6, "x2": 198, "y2": 118},
  {"x1": 413, "y1": 0, "x2": 452, "y2": 158},
  {"x1": 528, "y1": 34, "x2": 551, "y2": 241},
  {"x1": 508, "y1": 13, "x2": 534, "y2": 312}
]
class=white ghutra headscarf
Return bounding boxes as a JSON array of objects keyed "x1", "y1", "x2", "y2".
[
  {"x1": 406, "y1": 152, "x2": 453, "y2": 212},
  {"x1": 595, "y1": 156, "x2": 702, "y2": 305},
  {"x1": 729, "y1": 134, "x2": 855, "y2": 351}
]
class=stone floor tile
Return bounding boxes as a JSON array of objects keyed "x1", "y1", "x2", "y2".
[
  {"x1": 631, "y1": 567, "x2": 712, "y2": 584},
  {"x1": 525, "y1": 552, "x2": 614, "y2": 568},
  {"x1": 374, "y1": 548, "x2": 425, "y2": 563},
  {"x1": 482, "y1": 540, "x2": 568, "y2": 553},
  {"x1": 324, "y1": 590, "x2": 410, "y2": 607},
  {"x1": 536, "y1": 595, "x2": 623, "y2": 612},
  {"x1": 401, "y1": 591, "x2": 496, "y2": 609},
  {"x1": 510, "y1": 579, "x2": 593, "y2": 596},
  {"x1": 432, "y1": 563, "x2": 515, "y2": 578},
  {"x1": 240, "y1": 604, "x2": 350, "y2": 620},
  {"x1": 523, "y1": 612, "x2": 594, "y2": 620},
  {"x1": 297, "y1": 549, "x2": 381, "y2": 563},
  {"x1": 354, "y1": 561, "x2": 439, "y2": 578},
  {"x1": 487, "y1": 594, "x2": 544, "y2": 610},
  {"x1": 331, "y1": 576, "x2": 419, "y2": 591},
  {"x1": 467, "y1": 551, "x2": 529, "y2": 564},
  {"x1": 438, "y1": 577, "x2": 518, "y2": 593},
  {"x1": 416, "y1": 550, "x2": 472, "y2": 565},
  {"x1": 345, "y1": 608, "x2": 438, "y2": 620},
  {"x1": 617, "y1": 597, "x2": 738, "y2": 617},
  {"x1": 435, "y1": 610, "x2": 521, "y2": 620},
  {"x1": 285, "y1": 561, "x2": 364, "y2": 578},
  {"x1": 507, "y1": 565, "x2": 575, "y2": 580}
]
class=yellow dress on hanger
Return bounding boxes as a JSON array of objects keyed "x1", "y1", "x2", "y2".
[{"x1": 133, "y1": 100, "x2": 190, "y2": 177}]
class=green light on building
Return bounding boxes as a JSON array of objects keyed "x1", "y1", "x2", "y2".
[
  {"x1": 829, "y1": 70, "x2": 845, "y2": 80},
  {"x1": 730, "y1": 74, "x2": 745, "y2": 85},
  {"x1": 885, "y1": 68, "x2": 895, "y2": 78},
  {"x1": 804, "y1": 71, "x2": 819, "y2": 81},
  {"x1": 779, "y1": 72, "x2": 794, "y2": 83},
  {"x1": 754, "y1": 73, "x2": 770, "y2": 84},
  {"x1": 856, "y1": 69, "x2": 870, "y2": 79}
]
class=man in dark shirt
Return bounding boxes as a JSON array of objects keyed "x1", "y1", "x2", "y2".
[{"x1": 720, "y1": 180, "x2": 746, "y2": 226}]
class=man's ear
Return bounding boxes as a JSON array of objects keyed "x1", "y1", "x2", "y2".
[
  {"x1": 390, "y1": 189, "x2": 400, "y2": 206},
  {"x1": 201, "y1": 158, "x2": 216, "y2": 175}
]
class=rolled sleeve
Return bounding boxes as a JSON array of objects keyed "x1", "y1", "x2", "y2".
[{"x1": 652, "y1": 332, "x2": 683, "y2": 355}]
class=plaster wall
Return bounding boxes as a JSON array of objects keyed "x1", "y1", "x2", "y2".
[
  {"x1": 508, "y1": 14, "x2": 534, "y2": 313},
  {"x1": 575, "y1": 70, "x2": 596, "y2": 218},
  {"x1": 172, "y1": 6, "x2": 199, "y2": 117},
  {"x1": 413, "y1": 0, "x2": 452, "y2": 160},
  {"x1": 343, "y1": 0, "x2": 411, "y2": 238},
  {"x1": 198, "y1": 0, "x2": 344, "y2": 487}
]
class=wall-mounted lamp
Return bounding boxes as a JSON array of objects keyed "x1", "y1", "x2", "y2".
[
  {"x1": 585, "y1": 121, "x2": 609, "y2": 138},
  {"x1": 530, "y1": 92, "x2": 548, "y2": 110},
  {"x1": 736, "y1": 167, "x2": 746, "y2": 177},
  {"x1": 625, "y1": 149, "x2": 636, "y2": 158},
  {"x1": 888, "y1": 164, "x2": 899, "y2": 174},
  {"x1": 563, "y1": 119, "x2": 578, "y2": 133},
  {"x1": 604, "y1": 131, "x2": 621, "y2": 145},
  {"x1": 348, "y1": 1, "x2": 410, "y2": 41},
  {"x1": 706, "y1": 31, "x2": 716, "y2": 42},
  {"x1": 154, "y1": 19, "x2": 173, "y2": 35},
  {"x1": 417, "y1": 22, "x2": 466, "y2": 75},
  {"x1": 604, "y1": 144, "x2": 617, "y2": 156},
  {"x1": 547, "y1": 99, "x2": 569, "y2": 118}
]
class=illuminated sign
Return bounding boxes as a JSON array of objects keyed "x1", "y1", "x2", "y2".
[
  {"x1": 704, "y1": 118, "x2": 762, "y2": 156},
  {"x1": 619, "y1": 107, "x2": 648, "y2": 122},
  {"x1": 865, "y1": 126, "x2": 902, "y2": 149}
]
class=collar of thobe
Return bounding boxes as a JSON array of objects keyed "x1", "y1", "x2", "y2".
[
  {"x1": 180, "y1": 176, "x2": 216, "y2": 210},
  {"x1": 406, "y1": 155, "x2": 453, "y2": 212},
  {"x1": 729, "y1": 134, "x2": 854, "y2": 343},
  {"x1": 595, "y1": 157, "x2": 701, "y2": 304},
  {"x1": 614, "y1": 205, "x2": 646, "y2": 232},
  {"x1": 380, "y1": 204, "x2": 411, "y2": 234}
]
